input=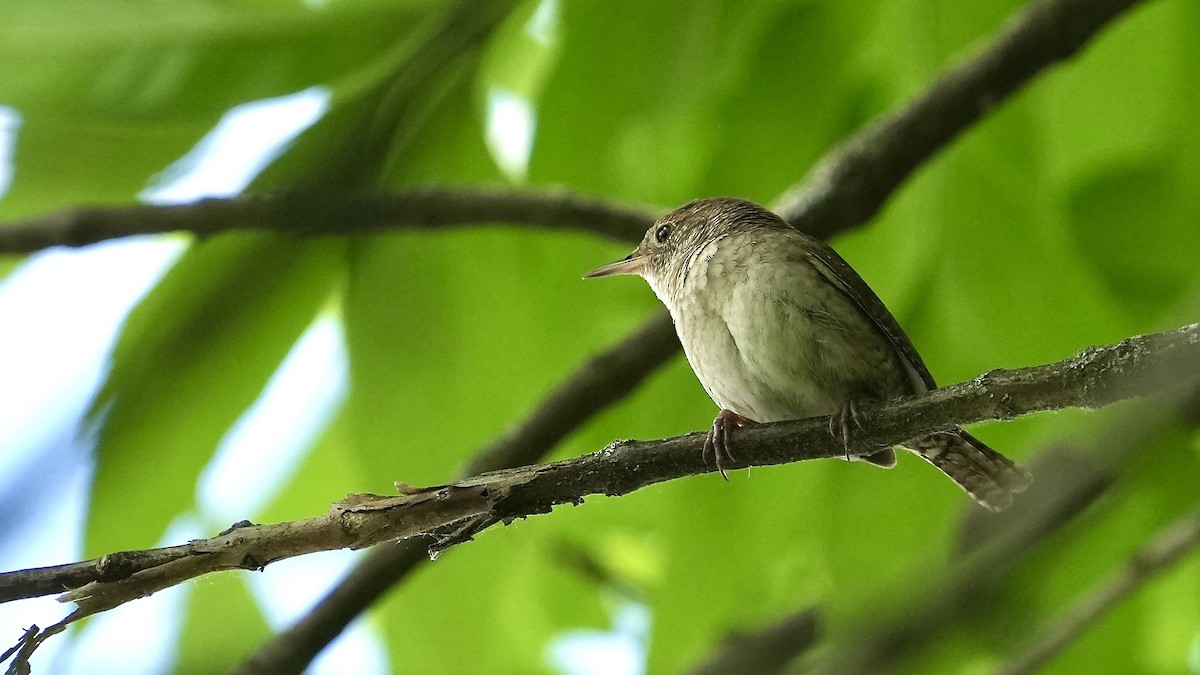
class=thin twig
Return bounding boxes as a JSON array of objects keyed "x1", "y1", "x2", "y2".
[
  {"x1": 995, "y1": 507, "x2": 1200, "y2": 675},
  {"x1": 2, "y1": 619, "x2": 73, "y2": 675}
]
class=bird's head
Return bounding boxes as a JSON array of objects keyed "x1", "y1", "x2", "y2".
[{"x1": 584, "y1": 197, "x2": 787, "y2": 300}]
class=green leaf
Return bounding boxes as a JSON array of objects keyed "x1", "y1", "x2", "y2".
[
  {"x1": 85, "y1": 233, "x2": 341, "y2": 556},
  {"x1": 0, "y1": 0, "x2": 429, "y2": 221}
]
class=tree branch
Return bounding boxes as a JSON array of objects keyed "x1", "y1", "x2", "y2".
[
  {"x1": 0, "y1": 485, "x2": 500, "y2": 606},
  {"x1": 995, "y1": 507, "x2": 1200, "y2": 675},
  {"x1": 774, "y1": 0, "x2": 1149, "y2": 237},
  {"x1": 2, "y1": 324, "x2": 1195, "y2": 612},
  {"x1": 0, "y1": 187, "x2": 657, "y2": 254}
]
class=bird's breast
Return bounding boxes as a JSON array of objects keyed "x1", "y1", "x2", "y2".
[{"x1": 664, "y1": 234, "x2": 905, "y2": 422}]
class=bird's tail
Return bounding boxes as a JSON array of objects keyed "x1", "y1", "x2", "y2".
[{"x1": 907, "y1": 429, "x2": 1032, "y2": 512}]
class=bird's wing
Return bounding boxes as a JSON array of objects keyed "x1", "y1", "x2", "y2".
[{"x1": 803, "y1": 237, "x2": 937, "y2": 393}]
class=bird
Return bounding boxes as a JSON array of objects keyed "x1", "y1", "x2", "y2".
[{"x1": 584, "y1": 197, "x2": 1031, "y2": 511}]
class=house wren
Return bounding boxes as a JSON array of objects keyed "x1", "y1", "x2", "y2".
[{"x1": 585, "y1": 197, "x2": 1031, "y2": 511}]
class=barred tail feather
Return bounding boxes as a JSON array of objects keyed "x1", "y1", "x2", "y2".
[{"x1": 907, "y1": 429, "x2": 1032, "y2": 512}]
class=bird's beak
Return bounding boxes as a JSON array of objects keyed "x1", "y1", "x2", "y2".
[{"x1": 583, "y1": 254, "x2": 648, "y2": 279}]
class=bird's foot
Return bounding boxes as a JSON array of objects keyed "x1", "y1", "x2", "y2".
[
  {"x1": 828, "y1": 399, "x2": 868, "y2": 461},
  {"x1": 704, "y1": 409, "x2": 754, "y2": 480}
]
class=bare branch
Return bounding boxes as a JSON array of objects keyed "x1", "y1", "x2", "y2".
[
  {"x1": 995, "y1": 507, "x2": 1200, "y2": 675},
  {"x1": 2, "y1": 324, "x2": 1194, "y2": 614},
  {"x1": 437, "y1": 323, "x2": 1199, "y2": 523},
  {"x1": 0, "y1": 485, "x2": 498, "y2": 607},
  {"x1": 0, "y1": 188, "x2": 657, "y2": 254},
  {"x1": 774, "y1": 0, "x2": 1150, "y2": 237}
]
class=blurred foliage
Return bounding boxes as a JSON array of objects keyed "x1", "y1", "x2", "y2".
[{"x1": 2, "y1": 0, "x2": 1199, "y2": 673}]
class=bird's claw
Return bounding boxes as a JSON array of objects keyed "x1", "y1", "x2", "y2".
[
  {"x1": 830, "y1": 399, "x2": 867, "y2": 461},
  {"x1": 704, "y1": 409, "x2": 752, "y2": 480}
]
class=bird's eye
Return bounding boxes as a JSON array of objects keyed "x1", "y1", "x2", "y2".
[{"x1": 654, "y1": 224, "x2": 671, "y2": 243}]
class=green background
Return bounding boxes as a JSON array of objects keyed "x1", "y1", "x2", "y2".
[{"x1": 1, "y1": 0, "x2": 1198, "y2": 672}]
